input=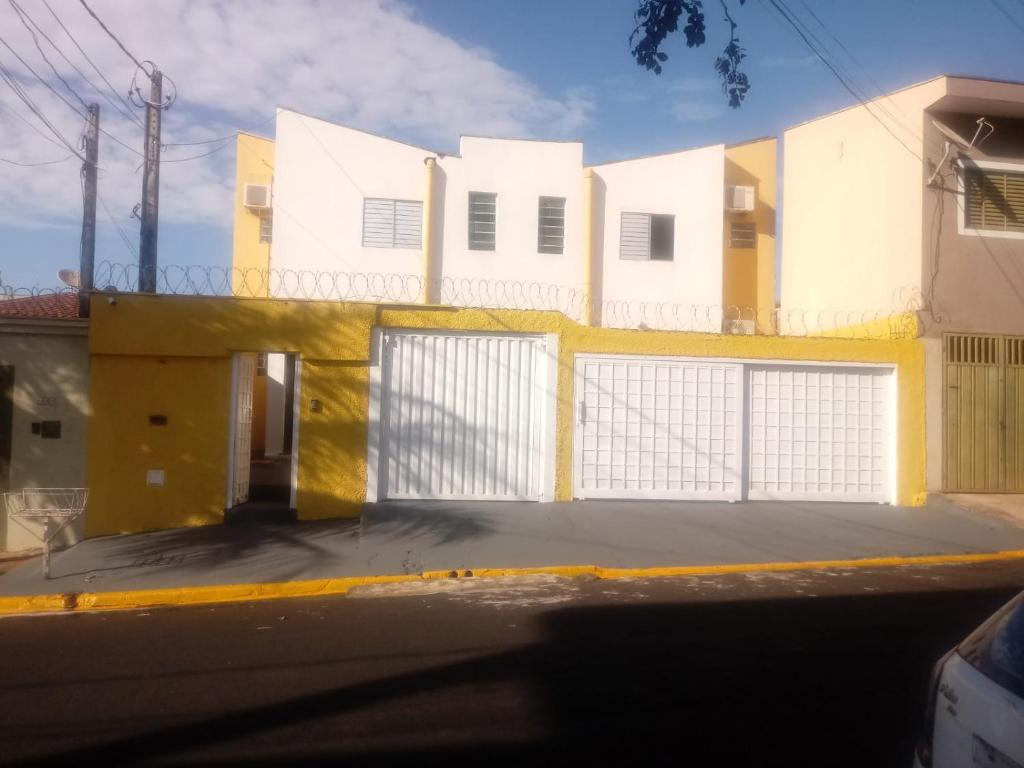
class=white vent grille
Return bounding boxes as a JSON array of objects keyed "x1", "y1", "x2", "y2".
[
  {"x1": 620, "y1": 212, "x2": 651, "y2": 260},
  {"x1": 362, "y1": 198, "x2": 423, "y2": 249}
]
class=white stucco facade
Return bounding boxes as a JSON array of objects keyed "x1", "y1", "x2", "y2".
[
  {"x1": 268, "y1": 109, "x2": 733, "y2": 324},
  {"x1": 435, "y1": 136, "x2": 585, "y2": 291},
  {"x1": 590, "y1": 146, "x2": 726, "y2": 327}
]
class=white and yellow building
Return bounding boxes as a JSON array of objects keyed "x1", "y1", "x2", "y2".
[{"x1": 232, "y1": 109, "x2": 777, "y2": 333}]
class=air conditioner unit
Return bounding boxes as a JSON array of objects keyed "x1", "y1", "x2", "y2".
[
  {"x1": 243, "y1": 183, "x2": 271, "y2": 209},
  {"x1": 725, "y1": 185, "x2": 755, "y2": 212}
]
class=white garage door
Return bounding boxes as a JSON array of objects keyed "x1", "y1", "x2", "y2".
[
  {"x1": 378, "y1": 331, "x2": 548, "y2": 500},
  {"x1": 748, "y1": 366, "x2": 892, "y2": 502},
  {"x1": 574, "y1": 356, "x2": 743, "y2": 500}
]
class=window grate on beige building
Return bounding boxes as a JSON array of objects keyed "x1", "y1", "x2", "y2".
[{"x1": 964, "y1": 167, "x2": 1024, "y2": 233}]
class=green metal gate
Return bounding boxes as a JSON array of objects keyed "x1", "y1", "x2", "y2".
[{"x1": 944, "y1": 333, "x2": 1024, "y2": 492}]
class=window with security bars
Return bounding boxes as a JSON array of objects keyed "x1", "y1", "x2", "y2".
[
  {"x1": 362, "y1": 198, "x2": 423, "y2": 248},
  {"x1": 620, "y1": 212, "x2": 674, "y2": 261},
  {"x1": 258, "y1": 210, "x2": 273, "y2": 244},
  {"x1": 538, "y1": 196, "x2": 565, "y2": 254},
  {"x1": 468, "y1": 192, "x2": 497, "y2": 250},
  {"x1": 964, "y1": 167, "x2": 1024, "y2": 234},
  {"x1": 729, "y1": 221, "x2": 756, "y2": 248}
]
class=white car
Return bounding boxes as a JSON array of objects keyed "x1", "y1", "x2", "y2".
[{"x1": 915, "y1": 590, "x2": 1024, "y2": 768}]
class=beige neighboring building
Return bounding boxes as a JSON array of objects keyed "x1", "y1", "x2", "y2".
[
  {"x1": 0, "y1": 293, "x2": 89, "y2": 552},
  {"x1": 782, "y1": 75, "x2": 1024, "y2": 495}
]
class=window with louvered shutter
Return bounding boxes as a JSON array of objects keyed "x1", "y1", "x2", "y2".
[
  {"x1": 362, "y1": 198, "x2": 423, "y2": 248},
  {"x1": 964, "y1": 168, "x2": 1024, "y2": 233},
  {"x1": 538, "y1": 196, "x2": 565, "y2": 254},
  {"x1": 620, "y1": 212, "x2": 674, "y2": 261},
  {"x1": 729, "y1": 221, "x2": 756, "y2": 248},
  {"x1": 468, "y1": 192, "x2": 497, "y2": 251}
]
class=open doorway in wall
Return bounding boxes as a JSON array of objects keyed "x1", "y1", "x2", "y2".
[{"x1": 226, "y1": 352, "x2": 299, "y2": 524}]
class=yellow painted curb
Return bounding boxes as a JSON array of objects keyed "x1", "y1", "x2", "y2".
[{"x1": 2, "y1": 549, "x2": 1024, "y2": 617}]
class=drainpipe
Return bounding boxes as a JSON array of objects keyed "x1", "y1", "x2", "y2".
[
  {"x1": 582, "y1": 167, "x2": 595, "y2": 326},
  {"x1": 422, "y1": 156, "x2": 438, "y2": 304}
]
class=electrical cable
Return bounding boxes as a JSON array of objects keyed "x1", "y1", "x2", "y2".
[
  {"x1": 159, "y1": 136, "x2": 235, "y2": 163},
  {"x1": 7, "y1": 0, "x2": 89, "y2": 111},
  {"x1": 759, "y1": 0, "x2": 923, "y2": 161},
  {"x1": 988, "y1": 0, "x2": 1024, "y2": 34},
  {"x1": 0, "y1": 152, "x2": 73, "y2": 166},
  {"x1": 77, "y1": 0, "x2": 145, "y2": 72},
  {"x1": 0, "y1": 59, "x2": 84, "y2": 159},
  {"x1": 98, "y1": 191, "x2": 138, "y2": 260},
  {"x1": 27, "y1": 0, "x2": 144, "y2": 128},
  {"x1": 0, "y1": 95, "x2": 71, "y2": 151}
]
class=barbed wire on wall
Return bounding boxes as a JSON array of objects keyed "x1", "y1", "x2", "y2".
[{"x1": 3, "y1": 261, "x2": 924, "y2": 340}]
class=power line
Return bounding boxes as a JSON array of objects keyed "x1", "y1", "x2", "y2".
[
  {"x1": 26, "y1": 0, "x2": 144, "y2": 128},
  {"x1": 988, "y1": 0, "x2": 1024, "y2": 34},
  {"x1": 77, "y1": 0, "x2": 144, "y2": 72},
  {"x1": 759, "y1": 0, "x2": 923, "y2": 162},
  {"x1": 296, "y1": 113, "x2": 366, "y2": 196},
  {"x1": 0, "y1": 34, "x2": 143, "y2": 158},
  {"x1": 159, "y1": 136, "x2": 235, "y2": 163},
  {"x1": 0, "y1": 94, "x2": 70, "y2": 151},
  {"x1": 7, "y1": 0, "x2": 89, "y2": 112},
  {"x1": 0, "y1": 58, "x2": 84, "y2": 159},
  {"x1": 794, "y1": 0, "x2": 915, "y2": 126},
  {"x1": 97, "y1": 191, "x2": 138, "y2": 260},
  {"x1": 1, "y1": 152, "x2": 73, "y2": 166},
  {"x1": 777, "y1": 0, "x2": 931, "y2": 154}
]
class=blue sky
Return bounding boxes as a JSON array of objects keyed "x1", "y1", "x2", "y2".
[{"x1": 2, "y1": 0, "x2": 1022, "y2": 289}]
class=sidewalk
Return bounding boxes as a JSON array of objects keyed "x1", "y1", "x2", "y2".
[{"x1": 2, "y1": 497, "x2": 1024, "y2": 601}]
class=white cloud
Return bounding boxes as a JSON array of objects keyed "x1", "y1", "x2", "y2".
[
  {"x1": 0, "y1": 0, "x2": 593, "y2": 232},
  {"x1": 671, "y1": 100, "x2": 726, "y2": 123}
]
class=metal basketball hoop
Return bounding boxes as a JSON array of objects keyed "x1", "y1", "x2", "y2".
[{"x1": 3, "y1": 489, "x2": 88, "y2": 578}]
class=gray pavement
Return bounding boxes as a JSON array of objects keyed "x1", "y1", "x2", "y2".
[{"x1": 1, "y1": 496, "x2": 1023, "y2": 596}]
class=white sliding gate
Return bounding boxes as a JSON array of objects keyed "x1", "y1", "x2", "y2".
[
  {"x1": 574, "y1": 355, "x2": 895, "y2": 503},
  {"x1": 372, "y1": 330, "x2": 554, "y2": 501}
]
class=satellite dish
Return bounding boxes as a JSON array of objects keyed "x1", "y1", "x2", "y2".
[
  {"x1": 932, "y1": 119, "x2": 974, "y2": 151},
  {"x1": 58, "y1": 269, "x2": 80, "y2": 288}
]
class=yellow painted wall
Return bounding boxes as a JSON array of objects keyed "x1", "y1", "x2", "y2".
[
  {"x1": 232, "y1": 132, "x2": 275, "y2": 296},
  {"x1": 724, "y1": 138, "x2": 777, "y2": 333},
  {"x1": 85, "y1": 354, "x2": 231, "y2": 536},
  {"x1": 86, "y1": 293, "x2": 927, "y2": 536}
]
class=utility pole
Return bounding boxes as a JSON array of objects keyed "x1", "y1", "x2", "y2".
[
  {"x1": 79, "y1": 103, "x2": 99, "y2": 318},
  {"x1": 138, "y1": 68, "x2": 162, "y2": 293}
]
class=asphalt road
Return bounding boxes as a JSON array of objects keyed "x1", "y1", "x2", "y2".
[{"x1": 1, "y1": 562, "x2": 1023, "y2": 767}]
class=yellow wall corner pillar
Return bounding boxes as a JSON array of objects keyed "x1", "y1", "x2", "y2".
[{"x1": 422, "y1": 156, "x2": 439, "y2": 304}]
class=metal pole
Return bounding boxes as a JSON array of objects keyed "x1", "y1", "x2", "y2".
[
  {"x1": 79, "y1": 104, "x2": 99, "y2": 318},
  {"x1": 138, "y1": 69, "x2": 162, "y2": 293}
]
